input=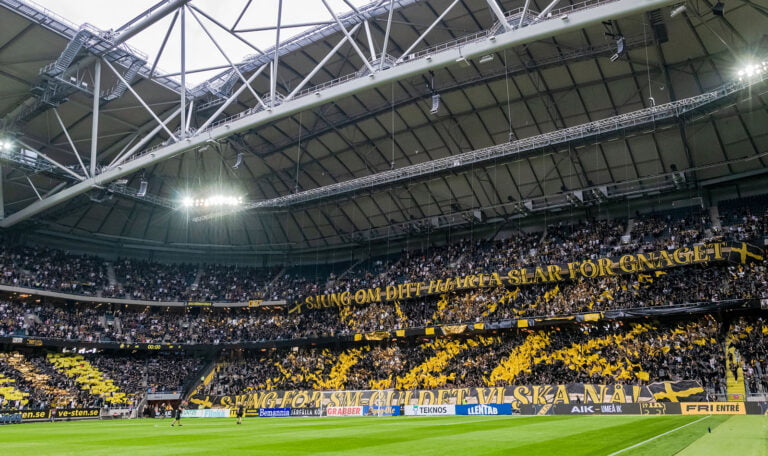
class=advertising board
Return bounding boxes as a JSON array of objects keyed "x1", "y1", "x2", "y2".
[{"x1": 404, "y1": 405, "x2": 455, "y2": 416}]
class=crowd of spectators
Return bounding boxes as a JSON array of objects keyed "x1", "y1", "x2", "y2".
[
  {"x1": 0, "y1": 350, "x2": 204, "y2": 409},
  {"x1": 0, "y1": 351, "x2": 92, "y2": 409},
  {"x1": 106, "y1": 259, "x2": 197, "y2": 301},
  {"x1": 0, "y1": 243, "x2": 108, "y2": 295},
  {"x1": 186, "y1": 265, "x2": 279, "y2": 302},
  {"x1": 87, "y1": 353, "x2": 203, "y2": 405},
  {"x1": 1, "y1": 316, "x2": 760, "y2": 407},
  {"x1": 730, "y1": 316, "x2": 768, "y2": 394},
  {"x1": 507, "y1": 318, "x2": 725, "y2": 394},
  {"x1": 197, "y1": 316, "x2": 731, "y2": 397},
  {"x1": 717, "y1": 195, "x2": 768, "y2": 244},
  {"x1": 0, "y1": 203, "x2": 764, "y2": 306},
  {"x1": 0, "y1": 256, "x2": 766, "y2": 344}
]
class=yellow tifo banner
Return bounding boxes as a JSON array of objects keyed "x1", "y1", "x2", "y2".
[{"x1": 291, "y1": 241, "x2": 761, "y2": 313}]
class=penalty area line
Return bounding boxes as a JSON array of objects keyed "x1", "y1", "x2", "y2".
[{"x1": 606, "y1": 415, "x2": 711, "y2": 456}]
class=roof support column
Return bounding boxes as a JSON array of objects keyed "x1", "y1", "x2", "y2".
[
  {"x1": 180, "y1": 6, "x2": 186, "y2": 138},
  {"x1": 398, "y1": 0, "x2": 461, "y2": 62},
  {"x1": 90, "y1": 60, "x2": 101, "y2": 176},
  {"x1": 485, "y1": 0, "x2": 511, "y2": 32},
  {"x1": 380, "y1": 0, "x2": 395, "y2": 70}
]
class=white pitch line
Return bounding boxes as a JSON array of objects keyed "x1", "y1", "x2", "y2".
[{"x1": 606, "y1": 415, "x2": 711, "y2": 456}]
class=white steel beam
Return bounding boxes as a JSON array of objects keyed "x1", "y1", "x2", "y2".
[
  {"x1": 0, "y1": 0, "x2": 679, "y2": 227},
  {"x1": 109, "y1": 107, "x2": 182, "y2": 168},
  {"x1": 321, "y1": 0, "x2": 375, "y2": 73},
  {"x1": 398, "y1": 0, "x2": 461, "y2": 63},
  {"x1": 185, "y1": 100, "x2": 194, "y2": 134},
  {"x1": 537, "y1": 0, "x2": 563, "y2": 20},
  {"x1": 149, "y1": 10, "x2": 179, "y2": 78},
  {"x1": 363, "y1": 20, "x2": 377, "y2": 61},
  {"x1": 180, "y1": 6, "x2": 186, "y2": 137},
  {"x1": 197, "y1": 64, "x2": 268, "y2": 132},
  {"x1": 380, "y1": 0, "x2": 395, "y2": 70},
  {"x1": 17, "y1": 140, "x2": 85, "y2": 181},
  {"x1": 90, "y1": 60, "x2": 101, "y2": 176},
  {"x1": 285, "y1": 24, "x2": 363, "y2": 101},
  {"x1": 103, "y1": 60, "x2": 178, "y2": 142},
  {"x1": 271, "y1": 0, "x2": 283, "y2": 107},
  {"x1": 53, "y1": 108, "x2": 89, "y2": 178},
  {"x1": 25, "y1": 176, "x2": 42, "y2": 201},
  {"x1": 519, "y1": 0, "x2": 531, "y2": 28},
  {"x1": 485, "y1": 0, "x2": 511, "y2": 32},
  {"x1": 187, "y1": 6, "x2": 268, "y2": 110}
]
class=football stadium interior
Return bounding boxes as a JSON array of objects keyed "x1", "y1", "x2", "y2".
[{"x1": 0, "y1": 0, "x2": 767, "y2": 454}]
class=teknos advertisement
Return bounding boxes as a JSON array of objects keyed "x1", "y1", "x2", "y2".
[
  {"x1": 404, "y1": 405, "x2": 455, "y2": 416},
  {"x1": 258, "y1": 408, "x2": 291, "y2": 417},
  {"x1": 326, "y1": 406, "x2": 365, "y2": 417},
  {"x1": 455, "y1": 404, "x2": 512, "y2": 416},
  {"x1": 681, "y1": 402, "x2": 746, "y2": 415}
]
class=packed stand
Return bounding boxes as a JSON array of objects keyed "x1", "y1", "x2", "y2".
[
  {"x1": 629, "y1": 208, "x2": 712, "y2": 250},
  {"x1": 717, "y1": 195, "x2": 768, "y2": 244},
  {"x1": 186, "y1": 264, "x2": 279, "y2": 302},
  {"x1": 107, "y1": 258, "x2": 197, "y2": 301},
  {"x1": 197, "y1": 316, "x2": 731, "y2": 396},
  {"x1": 87, "y1": 353, "x2": 203, "y2": 405},
  {"x1": 729, "y1": 316, "x2": 768, "y2": 394},
  {"x1": 1, "y1": 255, "x2": 766, "y2": 344},
  {"x1": 0, "y1": 351, "x2": 94, "y2": 409},
  {"x1": 0, "y1": 243, "x2": 108, "y2": 295},
  {"x1": 0, "y1": 210, "x2": 731, "y2": 305}
]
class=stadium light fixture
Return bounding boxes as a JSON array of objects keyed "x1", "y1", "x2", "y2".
[
  {"x1": 670, "y1": 4, "x2": 687, "y2": 17},
  {"x1": 180, "y1": 194, "x2": 244, "y2": 208},
  {"x1": 137, "y1": 178, "x2": 148, "y2": 197},
  {"x1": 479, "y1": 54, "x2": 494, "y2": 64},
  {"x1": 737, "y1": 61, "x2": 768, "y2": 81}
]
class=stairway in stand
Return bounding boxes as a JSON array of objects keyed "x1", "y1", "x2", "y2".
[{"x1": 725, "y1": 341, "x2": 746, "y2": 401}]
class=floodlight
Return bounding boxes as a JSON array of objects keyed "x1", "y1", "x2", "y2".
[
  {"x1": 430, "y1": 94, "x2": 441, "y2": 115},
  {"x1": 670, "y1": 4, "x2": 687, "y2": 18},
  {"x1": 137, "y1": 179, "x2": 148, "y2": 197},
  {"x1": 737, "y1": 61, "x2": 768, "y2": 81},
  {"x1": 610, "y1": 37, "x2": 626, "y2": 62},
  {"x1": 182, "y1": 194, "x2": 243, "y2": 209}
]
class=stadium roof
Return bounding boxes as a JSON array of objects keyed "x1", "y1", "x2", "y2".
[{"x1": 0, "y1": 0, "x2": 767, "y2": 255}]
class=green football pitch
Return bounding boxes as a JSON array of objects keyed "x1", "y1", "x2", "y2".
[{"x1": 2, "y1": 415, "x2": 766, "y2": 455}]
